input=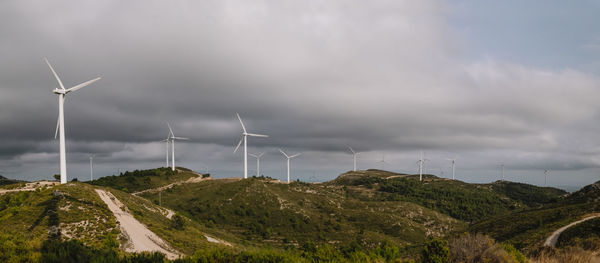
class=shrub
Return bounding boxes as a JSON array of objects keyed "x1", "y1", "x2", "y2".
[{"x1": 422, "y1": 238, "x2": 450, "y2": 263}]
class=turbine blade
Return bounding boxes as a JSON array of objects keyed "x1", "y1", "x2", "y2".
[
  {"x1": 246, "y1": 133, "x2": 268, "y2": 137},
  {"x1": 258, "y1": 152, "x2": 265, "y2": 158},
  {"x1": 167, "y1": 122, "x2": 174, "y2": 137},
  {"x1": 173, "y1": 137, "x2": 189, "y2": 140},
  {"x1": 54, "y1": 115, "x2": 60, "y2": 139},
  {"x1": 236, "y1": 113, "x2": 247, "y2": 133},
  {"x1": 67, "y1": 77, "x2": 101, "y2": 93},
  {"x1": 248, "y1": 153, "x2": 257, "y2": 158},
  {"x1": 45, "y1": 58, "x2": 65, "y2": 90},
  {"x1": 290, "y1": 153, "x2": 301, "y2": 158},
  {"x1": 348, "y1": 147, "x2": 355, "y2": 154},
  {"x1": 278, "y1": 148, "x2": 289, "y2": 158},
  {"x1": 233, "y1": 137, "x2": 243, "y2": 153}
]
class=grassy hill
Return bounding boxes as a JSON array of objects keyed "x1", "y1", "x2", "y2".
[
  {"x1": 469, "y1": 180, "x2": 600, "y2": 252},
  {"x1": 330, "y1": 170, "x2": 567, "y2": 223},
  {"x1": 90, "y1": 167, "x2": 198, "y2": 193},
  {"x1": 139, "y1": 176, "x2": 465, "y2": 253},
  {"x1": 0, "y1": 167, "x2": 592, "y2": 261}
]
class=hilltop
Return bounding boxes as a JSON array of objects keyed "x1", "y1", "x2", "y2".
[{"x1": 0, "y1": 174, "x2": 26, "y2": 186}]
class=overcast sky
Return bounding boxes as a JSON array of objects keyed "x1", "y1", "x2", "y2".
[{"x1": 1, "y1": 0, "x2": 599, "y2": 191}]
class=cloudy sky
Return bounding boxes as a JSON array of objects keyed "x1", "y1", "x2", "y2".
[{"x1": 1, "y1": 0, "x2": 599, "y2": 191}]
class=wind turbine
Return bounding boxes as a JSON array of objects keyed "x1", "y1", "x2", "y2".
[
  {"x1": 167, "y1": 123, "x2": 189, "y2": 171},
  {"x1": 248, "y1": 152, "x2": 265, "y2": 177},
  {"x1": 500, "y1": 164, "x2": 505, "y2": 181},
  {"x1": 417, "y1": 151, "x2": 429, "y2": 181},
  {"x1": 446, "y1": 158, "x2": 456, "y2": 180},
  {"x1": 544, "y1": 169, "x2": 549, "y2": 186},
  {"x1": 234, "y1": 113, "x2": 268, "y2": 179},
  {"x1": 377, "y1": 154, "x2": 389, "y2": 170},
  {"x1": 46, "y1": 58, "x2": 101, "y2": 184},
  {"x1": 161, "y1": 132, "x2": 170, "y2": 168},
  {"x1": 348, "y1": 147, "x2": 361, "y2": 171},
  {"x1": 279, "y1": 149, "x2": 301, "y2": 183},
  {"x1": 89, "y1": 154, "x2": 95, "y2": 181}
]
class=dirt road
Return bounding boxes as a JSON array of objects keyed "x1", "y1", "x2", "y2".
[
  {"x1": 95, "y1": 189, "x2": 180, "y2": 259},
  {"x1": 544, "y1": 214, "x2": 600, "y2": 247}
]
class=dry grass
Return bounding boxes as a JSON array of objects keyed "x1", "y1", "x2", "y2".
[{"x1": 530, "y1": 247, "x2": 600, "y2": 263}]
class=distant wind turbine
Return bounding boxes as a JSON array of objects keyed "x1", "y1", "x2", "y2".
[
  {"x1": 417, "y1": 151, "x2": 430, "y2": 181},
  {"x1": 348, "y1": 147, "x2": 361, "y2": 171},
  {"x1": 377, "y1": 154, "x2": 389, "y2": 170},
  {"x1": 544, "y1": 169, "x2": 549, "y2": 186},
  {"x1": 46, "y1": 58, "x2": 101, "y2": 184},
  {"x1": 500, "y1": 164, "x2": 505, "y2": 181},
  {"x1": 279, "y1": 149, "x2": 301, "y2": 183},
  {"x1": 234, "y1": 113, "x2": 268, "y2": 179},
  {"x1": 167, "y1": 123, "x2": 189, "y2": 171},
  {"x1": 446, "y1": 157, "x2": 456, "y2": 180},
  {"x1": 248, "y1": 152, "x2": 265, "y2": 177},
  {"x1": 89, "y1": 154, "x2": 95, "y2": 181}
]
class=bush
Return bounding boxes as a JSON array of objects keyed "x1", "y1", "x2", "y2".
[
  {"x1": 422, "y1": 238, "x2": 450, "y2": 263},
  {"x1": 171, "y1": 214, "x2": 185, "y2": 230}
]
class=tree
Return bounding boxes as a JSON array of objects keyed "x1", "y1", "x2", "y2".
[
  {"x1": 422, "y1": 238, "x2": 450, "y2": 263},
  {"x1": 53, "y1": 174, "x2": 60, "y2": 181}
]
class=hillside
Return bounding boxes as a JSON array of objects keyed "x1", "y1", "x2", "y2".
[
  {"x1": 139, "y1": 176, "x2": 464, "y2": 253},
  {"x1": 0, "y1": 180, "x2": 230, "y2": 261},
  {"x1": 469, "y1": 180, "x2": 600, "y2": 252},
  {"x1": 0, "y1": 174, "x2": 26, "y2": 186},
  {"x1": 0, "y1": 167, "x2": 593, "y2": 261},
  {"x1": 329, "y1": 171, "x2": 566, "y2": 222},
  {"x1": 90, "y1": 167, "x2": 198, "y2": 193}
]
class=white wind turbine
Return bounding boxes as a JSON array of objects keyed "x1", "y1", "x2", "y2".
[
  {"x1": 46, "y1": 58, "x2": 101, "y2": 184},
  {"x1": 167, "y1": 123, "x2": 189, "y2": 171},
  {"x1": 161, "y1": 132, "x2": 170, "y2": 168},
  {"x1": 234, "y1": 113, "x2": 268, "y2": 179},
  {"x1": 544, "y1": 169, "x2": 549, "y2": 186},
  {"x1": 417, "y1": 151, "x2": 429, "y2": 181},
  {"x1": 248, "y1": 152, "x2": 265, "y2": 177},
  {"x1": 377, "y1": 154, "x2": 389, "y2": 170},
  {"x1": 446, "y1": 157, "x2": 456, "y2": 180},
  {"x1": 279, "y1": 149, "x2": 301, "y2": 183},
  {"x1": 348, "y1": 147, "x2": 361, "y2": 171},
  {"x1": 501, "y1": 164, "x2": 505, "y2": 181}
]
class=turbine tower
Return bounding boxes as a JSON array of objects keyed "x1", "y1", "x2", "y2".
[
  {"x1": 501, "y1": 164, "x2": 505, "y2": 181},
  {"x1": 544, "y1": 169, "x2": 549, "y2": 186},
  {"x1": 89, "y1": 154, "x2": 95, "y2": 181},
  {"x1": 348, "y1": 147, "x2": 361, "y2": 171},
  {"x1": 167, "y1": 123, "x2": 189, "y2": 171},
  {"x1": 46, "y1": 58, "x2": 101, "y2": 184},
  {"x1": 249, "y1": 152, "x2": 265, "y2": 177},
  {"x1": 234, "y1": 113, "x2": 268, "y2": 179},
  {"x1": 446, "y1": 158, "x2": 456, "y2": 180},
  {"x1": 279, "y1": 149, "x2": 301, "y2": 183}
]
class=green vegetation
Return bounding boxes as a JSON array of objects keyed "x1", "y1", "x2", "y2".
[
  {"x1": 421, "y1": 239, "x2": 449, "y2": 263},
  {"x1": 1, "y1": 168, "x2": 598, "y2": 261},
  {"x1": 556, "y1": 217, "x2": 600, "y2": 250},
  {"x1": 90, "y1": 167, "x2": 197, "y2": 193},
  {"x1": 140, "y1": 176, "x2": 463, "y2": 253}
]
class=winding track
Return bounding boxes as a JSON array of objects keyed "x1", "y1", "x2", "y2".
[
  {"x1": 95, "y1": 189, "x2": 180, "y2": 259},
  {"x1": 543, "y1": 213, "x2": 600, "y2": 247}
]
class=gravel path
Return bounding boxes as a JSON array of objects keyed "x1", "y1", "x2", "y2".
[
  {"x1": 544, "y1": 214, "x2": 600, "y2": 247},
  {"x1": 96, "y1": 189, "x2": 180, "y2": 259}
]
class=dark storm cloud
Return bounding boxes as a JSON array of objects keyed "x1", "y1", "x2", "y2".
[{"x1": 1, "y1": 0, "x2": 600, "y2": 187}]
